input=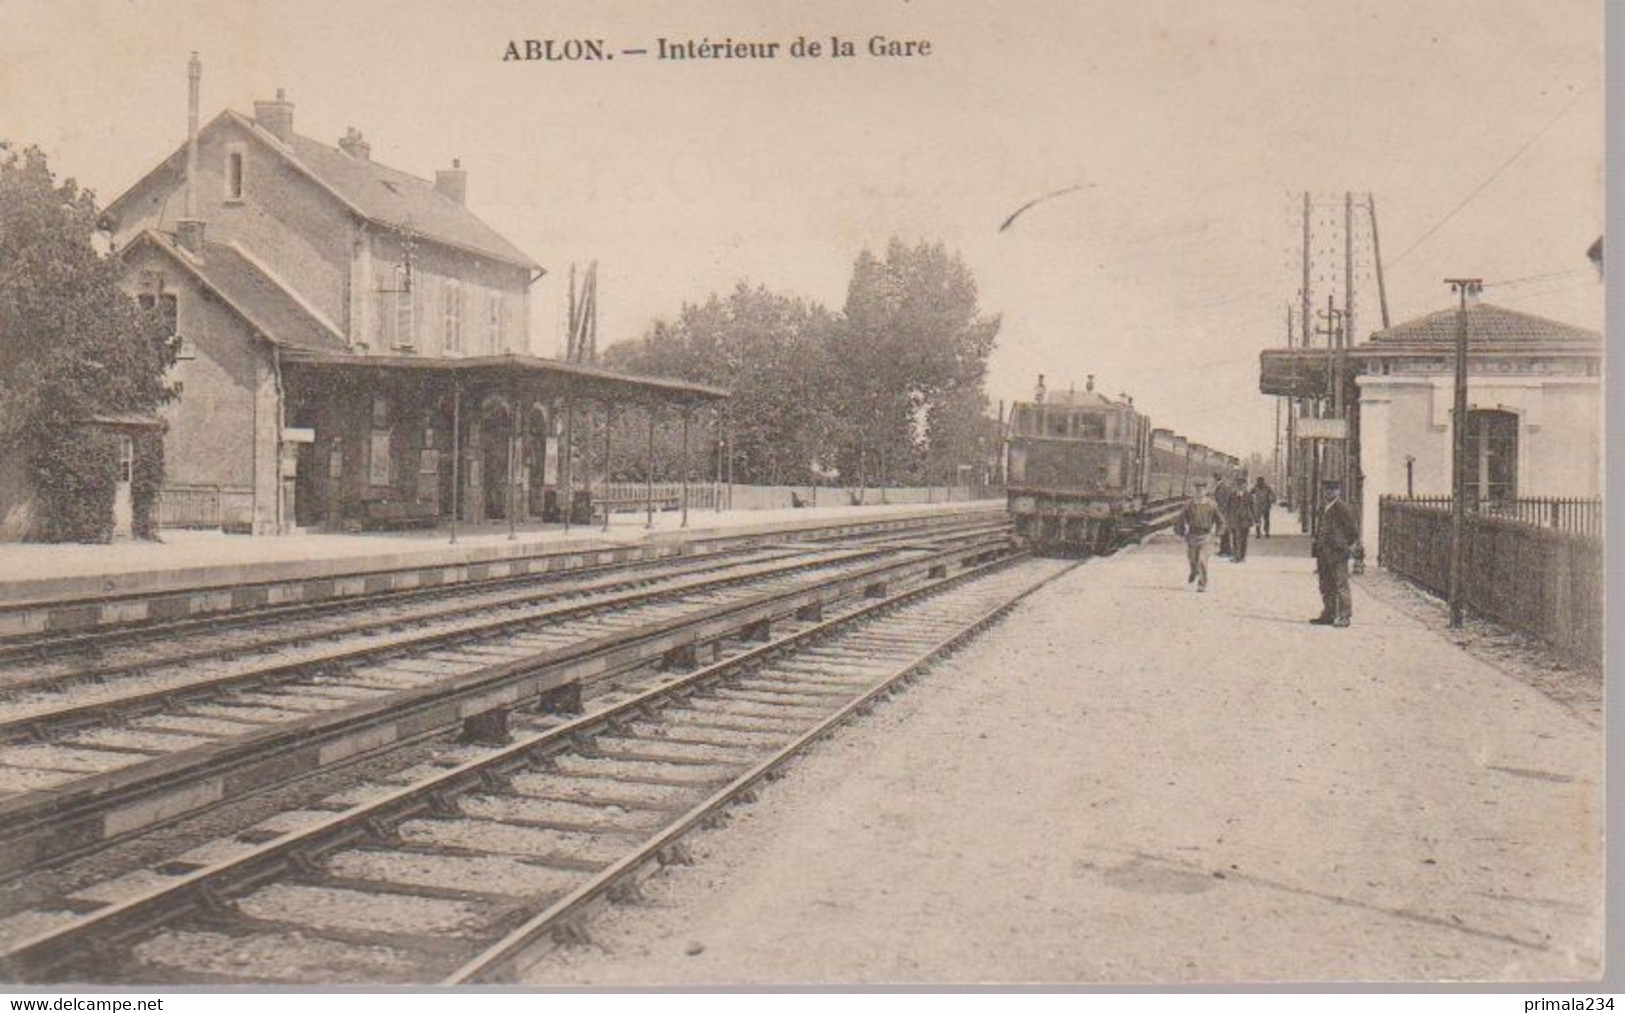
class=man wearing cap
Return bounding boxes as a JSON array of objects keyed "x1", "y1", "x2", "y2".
[
  {"x1": 1310, "y1": 477, "x2": 1360, "y2": 626},
  {"x1": 1175, "y1": 479, "x2": 1226, "y2": 592}
]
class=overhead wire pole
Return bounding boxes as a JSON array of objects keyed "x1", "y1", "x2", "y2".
[
  {"x1": 1445, "y1": 277, "x2": 1483, "y2": 628},
  {"x1": 1342, "y1": 191, "x2": 1355, "y2": 499},
  {"x1": 1298, "y1": 190, "x2": 1313, "y2": 529},
  {"x1": 1368, "y1": 194, "x2": 1392, "y2": 329},
  {"x1": 1313, "y1": 297, "x2": 1343, "y2": 530}
]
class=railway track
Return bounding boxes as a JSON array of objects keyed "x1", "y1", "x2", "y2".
[
  {"x1": 0, "y1": 513, "x2": 1006, "y2": 673},
  {"x1": 0, "y1": 548, "x2": 1076, "y2": 985},
  {"x1": 0, "y1": 522, "x2": 1013, "y2": 875}
]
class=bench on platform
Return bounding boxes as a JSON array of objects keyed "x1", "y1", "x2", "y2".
[
  {"x1": 593, "y1": 495, "x2": 681, "y2": 523},
  {"x1": 361, "y1": 499, "x2": 441, "y2": 530}
]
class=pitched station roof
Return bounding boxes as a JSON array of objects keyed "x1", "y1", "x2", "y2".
[
  {"x1": 124, "y1": 230, "x2": 350, "y2": 354},
  {"x1": 104, "y1": 109, "x2": 539, "y2": 271}
]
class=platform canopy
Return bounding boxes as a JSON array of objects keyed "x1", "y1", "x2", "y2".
[{"x1": 278, "y1": 349, "x2": 729, "y2": 408}]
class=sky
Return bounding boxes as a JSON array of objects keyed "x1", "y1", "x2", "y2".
[{"x1": 0, "y1": 0, "x2": 1604, "y2": 461}]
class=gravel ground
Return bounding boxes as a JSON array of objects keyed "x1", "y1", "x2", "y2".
[{"x1": 521, "y1": 532, "x2": 1603, "y2": 985}]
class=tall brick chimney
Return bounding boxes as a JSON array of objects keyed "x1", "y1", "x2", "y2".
[
  {"x1": 176, "y1": 52, "x2": 206, "y2": 256},
  {"x1": 338, "y1": 126, "x2": 371, "y2": 161},
  {"x1": 253, "y1": 88, "x2": 295, "y2": 144},
  {"x1": 435, "y1": 158, "x2": 467, "y2": 205}
]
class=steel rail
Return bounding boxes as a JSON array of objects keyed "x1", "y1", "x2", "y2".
[
  {"x1": 0, "y1": 510, "x2": 1004, "y2": 657},
  {"x1": 0, "y1": 544, "x2": 890, "y2": 739},
  {"x1": 0, "y1": 532, "x2": 1013, "y2": 879},
  {"x1": 0, "y1": 542, "x2": 1045, "y2": 984},
  {"x1": 447, "y1": 553, "x2": 1081, "y2": 983},
  {"x1": 0, "y1": 516, "x2": 1011, "y2": 690}
]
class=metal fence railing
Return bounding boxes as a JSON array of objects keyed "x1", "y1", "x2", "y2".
[
  {"x1": 157, "y1": 483, "x2": 223, "y2": 528},
  {"x1": 1392, "y1": 494, "x2": 1602, "y2": 538},
  {"x1": 1378, "y1": 495, "x2": 1603, "y2": 665}
]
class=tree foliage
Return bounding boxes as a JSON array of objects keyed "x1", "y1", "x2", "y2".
[
  {"x1": 601, "y1": 240, "x2": 1001, "y2": 488},
  {"x1": 0, "y1": 143, "x2": 177, "y2": 540}
]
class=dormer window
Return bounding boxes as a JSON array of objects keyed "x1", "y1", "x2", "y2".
[{"x1": 224, "y1": 144, "x2": 246, "y2": 202}]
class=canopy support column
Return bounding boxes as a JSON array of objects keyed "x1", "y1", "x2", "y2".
[
  {"x1": 680, "y1": 406, "x2": 691, "y2": 528},
  {"x1": 602, "y1": 401, "x2": 614, "y2": 533},
  {"x1": 645, "y1": 405, "x2": 656, "y2": 530},
  {"x1": 449, "y1": 381, "x2": 461, "y2": 545}
]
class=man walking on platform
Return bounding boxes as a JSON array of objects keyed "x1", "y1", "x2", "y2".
[
  {"x1": 1228, "y1": 486, "x2": 1255, "y2": 562},
  {"x1": 1175, "y1": 479, "x2": 1225, "y2": 592},
  {"x1": 1310, "y1": 477, "x2": 1360, "y2": 627},
  {"x1": 1251, "y1": 477, "x2": 1275, "y2": 538},
  {"x1": 1212, "y1": 474, "x2": 1235, "y2": 557}
]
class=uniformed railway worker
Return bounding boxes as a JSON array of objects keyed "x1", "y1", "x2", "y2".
[
  {"x1": 1310, "y1": 477, "x2": 1360, "y2": 627},
  {"x1": 1175, "y1": 479, "x2": 1225, "y2": 592}
]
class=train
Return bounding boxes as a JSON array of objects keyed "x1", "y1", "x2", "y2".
[{"x1": 1004, "y1": 374, "x2": 1244, "y2": 554}]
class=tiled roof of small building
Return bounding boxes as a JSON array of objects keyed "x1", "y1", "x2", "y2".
[
  {"x1": 127, "y1": 231, "x2": 350, "y2": 354},
  {"x1": 1362, "y1": 303, "x2": 1600, "y2": 349}
]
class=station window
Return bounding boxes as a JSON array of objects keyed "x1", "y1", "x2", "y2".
[
  {"x1": 1463, "y1": 409, "x2": 1518, "y2": 504},
  {"x1": 116, "y1": 435, "x2": 134, "y2": 483},
  {"x1": 443, "y1": 280, "x2": 463, "y2": 352},
  {"x1": 393, "y1": 265, "x2": 414, "y2": 349},
  {"x1": 138, "y1": 291, "x2": 193, "y2": 359},
  {"x1": 488, "y1": 293, "x2": 504, "y2": 352},
  {"x1": 371, "y1": 394, "x2": 390, "y2": 430},
  {"x1": 224, "y1": 147, "x2": 246, "y2": 201}
]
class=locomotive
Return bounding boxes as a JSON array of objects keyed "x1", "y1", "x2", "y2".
[{"x1": 1005, "y1": 374, "x2": 1243, "y2": 554}]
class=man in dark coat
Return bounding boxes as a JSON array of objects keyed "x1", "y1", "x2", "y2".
[
  {"x1": 1228, "y1": 485, "x2": 1255, "y2": 562},
  {"x1": 1251, "y1": 477, "x2": 1275, "y2": 538},
  {"x1": 1212, "y1": 474, "x2": 1235, "y2": 557},
  {"x1": 1310, "y1": 477, "x2": 1360, "y2": 627}
]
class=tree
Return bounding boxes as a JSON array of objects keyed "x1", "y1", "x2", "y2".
[
  {"x1": 0, "y1": 144, "x2": 177, "y2": 540},
  {"x1": 829, "y1": 239, "x2": 1000, "y2": 485},
  {"x1": 604, "y1": 283, "x2": 840, "y2": 486}
]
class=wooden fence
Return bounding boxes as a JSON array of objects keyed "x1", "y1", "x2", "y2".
[{"x1": 1378, "y1": 495, "x2": 1603, "y2": 665}]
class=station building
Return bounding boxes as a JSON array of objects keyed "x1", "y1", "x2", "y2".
[
  {"x1": 1260, "y1": 301, "x2": 1602, "y2": 545},
  {"x1": 100, "y1": 60, "x2": 724, "y2": 534}
]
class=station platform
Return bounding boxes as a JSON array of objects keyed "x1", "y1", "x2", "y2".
[
  {"x1": 0, "y1": 500, "x2": 1001, "y2": 634},
  {"x1": 526, "y1": 515, "x2": 1602, "y2": 984}
]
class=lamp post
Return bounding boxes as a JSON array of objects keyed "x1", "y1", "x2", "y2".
[{"x1": 1445, "y1": 278, "x2": 1482, "y2": 628}]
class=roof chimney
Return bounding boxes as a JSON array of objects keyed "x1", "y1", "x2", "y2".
[
  {"x1": 176, "y1": 52, "x2": 206, "y2": 256},
  {"x1": 253, "y1": 88, "x2": 295, "y2": 145},
  {"x1": 435, "y1": 158, "x2": 467, "y2": 205},
  {"x1": 338, "y1": 126, "x2": 371, "y2": 161},
  {"x1": 1033, "y1": 373, "x2": 1047, "y2": 404},
  {"x1": 1085, "y1": 374, "x2": 1095, "y2": 392}
]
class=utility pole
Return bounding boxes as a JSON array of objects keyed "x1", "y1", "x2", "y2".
[
  {"x1": 1313, "y1": 298, "x2": 1343, "y2": 528},
  {"x1": 1298, "y1": 190, "x2": 1313, "y2": 526},
  {"x1": 1445, "y1": 278, "x2": 1482, "y2": 628},
  {"x1": 1342, "y1": 191, "x2": 1356, "y2": 498},
  {"x1": 1368, "y1": 194, "x2": 1392, "y2": 329}
]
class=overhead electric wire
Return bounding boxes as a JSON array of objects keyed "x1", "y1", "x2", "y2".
[{"x1": 1390, "y1": 84, "x2": 1591, "y2": 267}]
